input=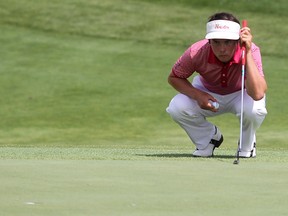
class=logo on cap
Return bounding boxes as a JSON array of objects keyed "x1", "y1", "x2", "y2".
[{"x1": 215, "y1": 24, "x2": 229, "y2": 30}]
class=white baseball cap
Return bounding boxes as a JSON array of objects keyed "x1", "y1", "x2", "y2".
[{"x1": 205, "y1": 20, "x2": 240, "y2": 40}]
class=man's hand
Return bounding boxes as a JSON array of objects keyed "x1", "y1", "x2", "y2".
[
  {"x1": 240, "y1": 27, "x2": 252, "y2": 52},
  {"x1": 194, "y1": 91, "x2": 219, "y2": 112}
]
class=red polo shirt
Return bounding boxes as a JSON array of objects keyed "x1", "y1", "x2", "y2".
[{"x1": 171, "y1": 39, "x2": 264, "y2": 95}]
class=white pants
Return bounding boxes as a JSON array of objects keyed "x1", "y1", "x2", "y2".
[{"x1": 166, "y1": 76, "x2": 267, "y2": 151}]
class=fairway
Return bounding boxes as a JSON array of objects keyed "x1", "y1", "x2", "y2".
[{"x1": 0, "y1": 0, "x2": 288, "y2": 215}]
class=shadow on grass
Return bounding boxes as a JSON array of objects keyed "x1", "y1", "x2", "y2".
[{"x1": 137, "y1": 153, "x2": 235, "y2": 159}]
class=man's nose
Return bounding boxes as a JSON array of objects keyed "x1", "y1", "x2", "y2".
[{"x1": 219, "y1": 43, "x2": 226, "y2": 52}]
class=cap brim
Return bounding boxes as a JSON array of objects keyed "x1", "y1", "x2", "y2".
[{"x1": 205, "y1": 32, "x2": 239, "y2": 40}]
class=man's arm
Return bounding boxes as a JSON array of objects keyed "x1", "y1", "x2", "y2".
[
  {"x1": 241, "y1": 27, "x2": 267, "y2": 100},
  {"x1": 245, "y1": 51, "x2": 267, "y2": 100},
  {"x1": 168, "y1": 72, "x2": 218, "y2": 112}
]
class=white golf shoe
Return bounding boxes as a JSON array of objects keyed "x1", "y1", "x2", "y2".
[
  {"x1": 192, "y1": 126, "x2": 223, "y2": 157},
  {"x1": 238, "y1": 144, "x2": 256, "y2": 158}
]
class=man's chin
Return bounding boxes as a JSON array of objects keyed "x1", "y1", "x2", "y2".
[{"x1": 217, "y1": 56, "x2": 231, "y2": 63}]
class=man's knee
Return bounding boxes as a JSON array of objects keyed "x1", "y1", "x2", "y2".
[
  {"x1": 166, "y1": 94, "x2": 198, "y2": 120},
  {"x1": 244, "y1": 106, "x2": 267, "y2": 124}
]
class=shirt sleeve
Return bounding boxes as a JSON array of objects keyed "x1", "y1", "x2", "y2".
[
  {"x1": 171, "y1": 40, "x2": 209, "y2": 78},
  {"x1": 171, "y1": 47, "x2": 195, "y2": 79},
  {"x1": 251, "y1": 44, "x2": 264, "y2": 77}
]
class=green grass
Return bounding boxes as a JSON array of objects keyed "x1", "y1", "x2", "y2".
[
  {"x1": 1, "y1": 160, "x2": 288, "y2": 216},
  {"x1": 0, "y1": 25, "x2": 286, "y2": 150},
  {"x1": 0, "y1": 0, "x2": 288, "y2": 215}
]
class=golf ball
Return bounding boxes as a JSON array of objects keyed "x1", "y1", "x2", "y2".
[{"x1": 209, "y1": 100, "x2": 219, "y2": 109}]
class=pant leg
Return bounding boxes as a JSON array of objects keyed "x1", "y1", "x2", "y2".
[
  {"x1": 166, "y1": 76, "x2": 226, "y2": 150},
  {"x1": 231, "y1": 91, "x2": 267, "y2": 152},
  {"x1": 166, "y1": 93, "x2": 217, "y2": 150}
]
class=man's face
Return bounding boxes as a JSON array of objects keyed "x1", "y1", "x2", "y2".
[{"x1": 210, "y1": 39, "x2": 238, "y2": 63}]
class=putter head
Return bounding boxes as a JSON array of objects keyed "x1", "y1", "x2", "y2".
[
  {"x1": 234, "y1": 142, "x2": 241, "y2": 165},
  {"x1": 233, "y1": 159, "x2": 239, "y2": 165}
]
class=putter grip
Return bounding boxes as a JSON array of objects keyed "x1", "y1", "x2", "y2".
[
  {"x1": 241, "y1": 20, "x2": 247, "y2": 65},
  {"x1": 242, "y1": 20, "x2": 247, "y2": 28}
]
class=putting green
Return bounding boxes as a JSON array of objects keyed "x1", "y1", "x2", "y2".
[{"x1": 1, "y1": 159, "x2": 287, "y2": 216}]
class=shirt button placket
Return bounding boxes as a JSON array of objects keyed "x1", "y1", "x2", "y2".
[{"x1": 221, "y1": 66, "x2": 228, "y2": 87}]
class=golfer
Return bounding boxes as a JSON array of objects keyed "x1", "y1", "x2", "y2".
[{"x1": 166, "y1": 12, "x2": 267, "y2": 157}]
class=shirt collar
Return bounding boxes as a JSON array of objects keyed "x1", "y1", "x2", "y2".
[{"x1": 208, "y1": 43, "x2": 241, "y2": 66}]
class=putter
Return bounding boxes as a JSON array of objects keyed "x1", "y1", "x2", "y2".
[{"x1": 234, "y1": 20, "x2": 247, "y2": 165}]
